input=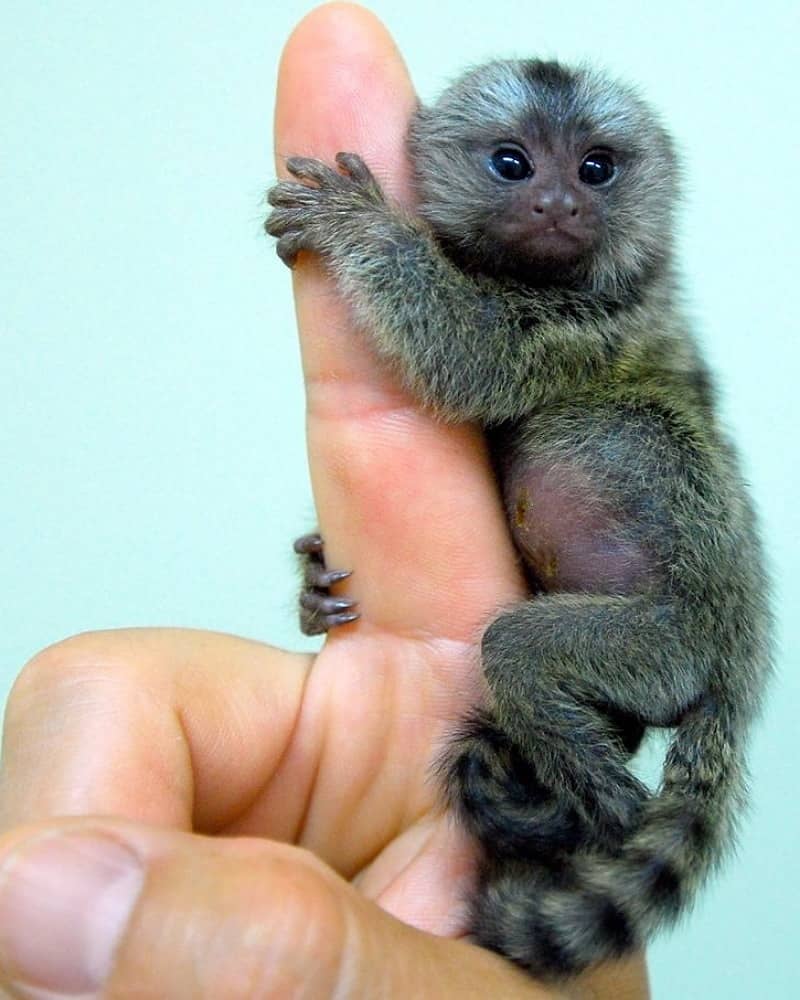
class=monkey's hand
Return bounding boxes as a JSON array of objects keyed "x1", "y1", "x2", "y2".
[{"x1": 266, "y1": 153, "x2": 387, "y2": 268}]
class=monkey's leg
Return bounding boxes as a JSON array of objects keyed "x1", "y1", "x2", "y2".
[
  {"x1": 293, "y1": 533, "x2": 359, "y2": 635},
  {"x1": 475, "y1": 592, "x2": 705, "y2": 847}
]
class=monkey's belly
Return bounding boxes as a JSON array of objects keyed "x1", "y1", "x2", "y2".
[{"x1": 505, "y1": 461, "x2": 654, "y2": 595}]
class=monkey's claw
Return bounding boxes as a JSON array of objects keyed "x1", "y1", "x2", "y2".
[
  {"x1": 300, "y1": 591, "x2": 360, "y2": 629},
  {"x1": 294, "y1": 533, "x2": 359, "y2": 635}
]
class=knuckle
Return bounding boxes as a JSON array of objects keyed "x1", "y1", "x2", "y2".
[{"x1": 10, "y1": 631, "x2": 140, "y2": 710}]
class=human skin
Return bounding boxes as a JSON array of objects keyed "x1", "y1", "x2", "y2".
[{"x1": 0, "y1": 5, "x2": 649, "y2": 998}]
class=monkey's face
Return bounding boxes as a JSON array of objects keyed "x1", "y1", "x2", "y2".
[
  {"x1": 480, "y1": 139, "x2": 613, "y2": 271},
  {"x1": 408, "y1": 60, "x2": 679, "y2": 295}
]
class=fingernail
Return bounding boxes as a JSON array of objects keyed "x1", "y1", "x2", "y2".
[{"x1": 0, "y1": 830, "x2": 144, "y2": 997}]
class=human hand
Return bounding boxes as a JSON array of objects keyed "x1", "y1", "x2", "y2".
[{"x1": 0, "y1": 5, "x2": 648, "y2": 997}]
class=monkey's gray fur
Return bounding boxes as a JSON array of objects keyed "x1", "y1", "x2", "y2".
[{"x1": 266, "y1": 59, "x2": 771, "y2": 979}]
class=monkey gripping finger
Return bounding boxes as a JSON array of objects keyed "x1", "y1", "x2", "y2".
[
  {"x1": 265, "y1": 152, "x2": 385, "y2": 265},
  {"x1": 283, "y1": 152, "x2": 380, "y2": 192},
  {"x1": 294, "y1": 533, "x2": 359, "y2": 634}
]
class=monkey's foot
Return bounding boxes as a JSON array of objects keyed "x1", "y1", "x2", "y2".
[{"x1": 294, "y1": 533, "x2": 359, "y2": 635}]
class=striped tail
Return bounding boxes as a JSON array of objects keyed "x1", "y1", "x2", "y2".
[{"x1": 469, "y1": 700, "x2": 747, "y2": 977}]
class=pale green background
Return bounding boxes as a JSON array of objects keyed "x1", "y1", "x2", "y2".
[{"x1": 2, "y1": 2, "x2": 797, "y2": 996}]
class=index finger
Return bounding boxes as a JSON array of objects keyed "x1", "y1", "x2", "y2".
[
  {"x1": 274, "y1": 3, "x2": 522, "y2": 643},
  {"x1": 0, "y1": 630, "x2": 311, "y2": 834}
]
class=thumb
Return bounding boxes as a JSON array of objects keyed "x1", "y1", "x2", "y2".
[{"x1": 0, "y1": 819, "x2": 542, "y2": 999}]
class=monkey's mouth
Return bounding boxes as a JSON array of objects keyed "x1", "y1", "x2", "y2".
[
  {"x1": 527, "y1": 226, "x2": 587, "y2": 261},
  {"x1": 483, "y1": 220, "x2": 593, "y2": 278}
]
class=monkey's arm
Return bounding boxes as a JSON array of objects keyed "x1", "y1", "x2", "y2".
[{"x1": 266, "y1": 154, "x2": 618, "y2": 423}]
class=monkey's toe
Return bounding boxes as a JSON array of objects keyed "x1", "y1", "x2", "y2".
[
  {"x1": 294, "y1": 532, "x2": 324, "y2": 555},
  {"x1": 299, "y1": 586, "x2": 360, "y2": 633},
  {"x1": 294, "y1": 532, "x2": 359, "y2": 635},
  {"x1": 306, "y1": 563, "x2": 352, "y2": 588},
  {"x1": 300, "y1": 591, "x2": 358, "y2": 616},
  {"x1": 300, "y1": 590, "x2": 360, "y2": 631}
]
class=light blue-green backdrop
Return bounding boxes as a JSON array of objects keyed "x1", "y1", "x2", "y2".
[{"x1": 2, "y1": 3, "x2": 797, "y2": 996}]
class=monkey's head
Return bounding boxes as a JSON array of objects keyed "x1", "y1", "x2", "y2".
[{"x1": 408, "y1": 60, "x2": 679, "y2": 296}]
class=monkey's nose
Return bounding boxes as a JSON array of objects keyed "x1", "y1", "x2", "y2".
[{"x1": 532, "y1": 190, "x2": 579, "y2": 223}]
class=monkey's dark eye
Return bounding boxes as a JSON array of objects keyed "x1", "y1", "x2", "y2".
[
  {"x1": 579, "y1": 151, "x2": 616, "y2": 186},
  {"x1": 490, "y1": 146, "x2": 533, "y2": 182}
]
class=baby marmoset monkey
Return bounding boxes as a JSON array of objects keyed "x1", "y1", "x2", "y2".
[{"x1": 266, "y1": 59, "x2": 771, "y2": 978}]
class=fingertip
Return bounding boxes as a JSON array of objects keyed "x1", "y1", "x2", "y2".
[
  {"x1": 274, "y1": 2, "x2": 416, "y2": 200},
  {"x1": 280, "y1": 2, "x2": 396, "y2": 62},
  {"x1": 268, "y1": 2, "x2": 426, "y2": 465}
]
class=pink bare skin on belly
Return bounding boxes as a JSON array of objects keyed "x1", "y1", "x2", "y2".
[{"x1": 505, "y1": 460, "x2": 656, "y2": 596}]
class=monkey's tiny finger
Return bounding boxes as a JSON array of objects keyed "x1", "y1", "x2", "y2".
[
  {"x1": 264, "y1": 206, "x2": 304, "y2": 238},
  {"x1": 294, "y1": 533, "x2": 324, "y2": 555},
  {"x1": 264, "y1": 210, "x2": 284, "y2": 237},
  {"x1": 300, "y1": 592, "x2": 358, "y2": 615},
  {"x1": 275, "y1": 236, "x2": 302, "y2": 268},
  {"x1": 266, "y1": 184, "x2": 289, "y2": 207},
  {"x1": 275, "y1": 233, "x2": 309, "y2": 268},
  {"x1": 335, "y1": 152, "x2": 374, "y2": 184},
  {"x1": 307, "y1": 565, "x2": 353, "y2": 588},
  {"x1": 267, "y1": 182, "x2": 320, "y2": 208},
  {"x1": 286, "y1": 155, "x2": 336, "y2": 185}
]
